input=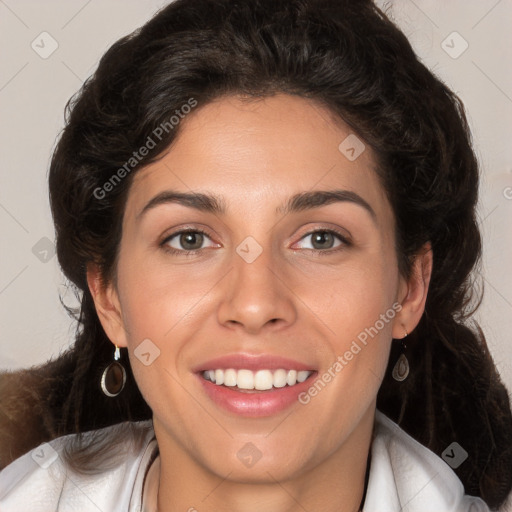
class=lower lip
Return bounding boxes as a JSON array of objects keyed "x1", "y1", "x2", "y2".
[{"x1": 196, "y1": 373, "x2": 316, "y2": 418}]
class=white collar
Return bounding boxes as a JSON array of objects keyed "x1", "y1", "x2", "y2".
[
  {"x1": 363, "y1": 410, "x2": 489, "y2": 511},
  {"x1": 135, "y1": 409, "x2": 489, "y2": 511},
  {"x1": 0, "y1": 410, "x2": 489, "y2": 511}
]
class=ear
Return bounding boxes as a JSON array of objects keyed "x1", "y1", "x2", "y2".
[
  {"x1": 86, "y1": 263, "x2": 128, "y2": 348},
  {"x1": 392, "y1": 242, "x2": 433, "y2": 339}
]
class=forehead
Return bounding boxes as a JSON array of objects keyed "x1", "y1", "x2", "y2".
[{"x1": 125, "y1": 94, "x2": 392, "y2": 225}]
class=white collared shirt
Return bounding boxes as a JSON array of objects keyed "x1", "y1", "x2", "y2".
[{"x1": 0, "y1": 409, "x2": 491, "y2": 511}]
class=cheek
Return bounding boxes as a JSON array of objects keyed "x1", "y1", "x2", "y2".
[
  {"x1": 116, "y1": 252, "x2": 211, "y2": 340},
  {"x1": 300, "y1": 249, "x2": 399, "y2": 343},
  {"x1": 114, "y1": 252, "x2": 221, "y2": 406},
  {"x1": 304, "y1": 249, "x2": 399, "y2": 394}
]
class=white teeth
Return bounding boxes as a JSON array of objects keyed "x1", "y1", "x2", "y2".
[
  {"x1": 254, "y1": 370, "x2": 273, "y2": 390},
  {"x1": 202, "y1": 368, "x2": 313, "y2": 390},
  {"x1": 297, "y1": 370, "x2": 310, "y2": 383},
  {"x1": 224, "y1": 369, "x2": 237, "y2": 387},
  {"x1": 286, "y1": 370, "x2": 297, "y2": 386},
  {"x1": 273, "y1": 369, "x2": 287, "y2": 388},
  {"x1": 237, "y1": 369, "x2": 254, "y2": 390},
  {"x1": 215, "y1": 369, "x2": 224, "y2": 386}
]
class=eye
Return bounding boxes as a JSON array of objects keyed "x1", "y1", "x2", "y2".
[
  {"x1": 294, "y1": 229, "x2": 350, "y2": 251},
  {"x1": 161, "y1": 229, "x2": 218, "y2": 253}
]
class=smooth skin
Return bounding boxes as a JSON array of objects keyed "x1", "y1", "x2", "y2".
[{"x1": 88, "y1": 94, "x2": 432, "y2": 512}]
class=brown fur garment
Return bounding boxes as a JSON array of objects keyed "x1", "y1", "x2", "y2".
[{"x1": 0, "y1": 368, "x2": 56, "y2": 469}]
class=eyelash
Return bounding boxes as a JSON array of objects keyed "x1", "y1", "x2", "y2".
[
  {"x1": 160, "y1": 228, "x2": 213, "y2": 257},
  {"x1": 300, "y1": 229, "x2": 352, "y2": 255},
  {"x1": 160, "y1": 227, "x2": 351, "y2": 257}
]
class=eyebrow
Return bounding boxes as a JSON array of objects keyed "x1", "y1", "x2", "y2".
[
  {"x1": 279, "y1": 190, "x2": 376, "y2": 221},
  {"x1": 136, "y1": 189, "x2": 376, "y2": 222},
  {"x1": 136, "y1": 191, "x2": 225, "y2": 221}
]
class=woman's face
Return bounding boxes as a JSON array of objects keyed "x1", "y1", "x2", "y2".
[{"x1": 92, "y1": 93, "x2": 429, "y2": 484}]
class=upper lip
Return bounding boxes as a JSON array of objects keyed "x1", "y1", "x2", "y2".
[{"x1": 192, "y1": 353, "x2": 316, "y2": 373}]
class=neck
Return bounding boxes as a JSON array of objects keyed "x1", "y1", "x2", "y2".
[{"x1": 149, "y1": 407, "x2": 375, "y2": 512}]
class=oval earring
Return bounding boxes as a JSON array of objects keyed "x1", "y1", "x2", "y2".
[
  {"x1": 100, "y1": 345, "x2": 127, "y2": 397},
  {"x1": 392, "y1": 327, "x2": 409, "y2": 382}
]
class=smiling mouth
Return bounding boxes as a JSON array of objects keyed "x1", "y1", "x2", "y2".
[{"x1": 201, "y1": 368, "x2": 314, "y2": 392}]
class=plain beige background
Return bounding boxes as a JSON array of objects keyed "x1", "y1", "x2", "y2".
[{"x1": 0, "y1": 1, "x2": 511, "y2": 509}]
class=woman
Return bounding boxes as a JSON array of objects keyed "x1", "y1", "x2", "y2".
[{"x1": 0, "y1": 0, "x2": 510, "y2": 510}]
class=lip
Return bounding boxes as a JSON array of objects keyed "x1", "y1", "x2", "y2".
[
  {"x1": 192, "y1": 353, "x2": 317, "y2": 418},
  {"x1": 192, "y1": 353, "x2": 315, "y2": 373},
  {"x1": 196, "y1": 370, "x2": 317, "y2": 418}
]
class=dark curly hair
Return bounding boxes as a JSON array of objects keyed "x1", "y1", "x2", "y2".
[{"x1": 5, "y1": 0, "x2": 511, "y2": 508}]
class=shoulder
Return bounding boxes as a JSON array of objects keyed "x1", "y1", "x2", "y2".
[
  {"x1": 363, "y1": 409, "x2": 490, "y2": 512},
  {"x1": 0, "y1": 420, "x2": 156, "y2": 512}
]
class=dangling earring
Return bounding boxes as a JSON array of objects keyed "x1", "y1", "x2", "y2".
[
  {"x1": 392, "y1": 327, "x2": 409, "y2": 382},
  {"x1": 100, "y1": 345, "x2": 127, "y2": 397}
]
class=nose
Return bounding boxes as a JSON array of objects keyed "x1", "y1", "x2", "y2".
[{"x1": 217, "y1": 241, "x2": 297, "y2": 335}]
